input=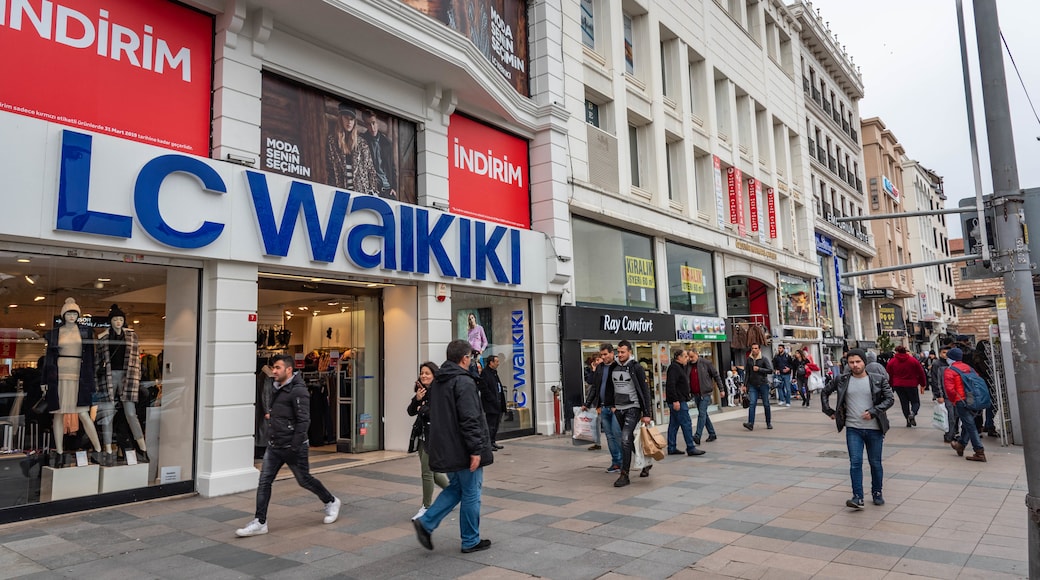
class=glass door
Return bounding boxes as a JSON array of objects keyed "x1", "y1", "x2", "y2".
[{"x1": 335, "y1": 294, "x2": 382, "y2": 452}]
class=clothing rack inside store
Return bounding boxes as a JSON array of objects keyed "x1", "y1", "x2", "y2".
[{"x1": 727, "y1": 314, "x2": 771, "y2": 348}]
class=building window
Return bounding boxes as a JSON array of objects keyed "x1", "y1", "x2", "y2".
[
  {"x1": 694, "y1": 148, "x2": 714, "y2": 217},
  {"x1": 580, "y1": 0, "x2": 595, "y2": 49},
  {"x1": 666, "y1": 140, "x2": 683, "y2": 201},
  {"x1": 585, "y1": 100, "x2": 600, "y2": 127},
  {"x1": 666, "y1": 242, "x2": 717, "y2": 314},
  {"x1": 623, "y1": 14, "x2": 635, "y2": 75},
  {"x1": 572, "y1": 218, "x2": 658, "y2": 309},
  {"x1": 688, "y1": 49, "x2": 708, "y2": 120},
  {"x1": 628, "y1": 125, "x2": 642, "y2": 188}
]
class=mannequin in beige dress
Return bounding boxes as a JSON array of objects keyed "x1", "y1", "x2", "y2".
[{"x1": 44, "y1": 298, "x2": 103, "y2": 466}]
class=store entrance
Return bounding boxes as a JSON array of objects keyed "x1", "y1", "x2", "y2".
[
  {"x1": 256, "y1": 277, "x2": 384, "y2": 455},
  {"x1": 579, "y1": 340, "x2": 669, "y2": 424}
]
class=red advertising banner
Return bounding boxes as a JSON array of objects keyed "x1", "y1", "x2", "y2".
[
  {"x1": 748, "y1": 178, "x2": 759, "y2": 233},
  {"x1": 0, "y1": 0, "x2": 214, "y2": 155},
  {"x1": 726, "y1": 167, "x2": 745, "y2": 236},
  {"x1": 0, "y1": 330, "x2": 16, "y2": 358},
  {"x1": 260, "y1": 72, "x2": 418, "y2": 204},
  {"x1": 767, "y1": 187, "x2": 777, "y2": 239},
  {"x1": 448, "y1": 114, "x2": 530, "y2": 229}
]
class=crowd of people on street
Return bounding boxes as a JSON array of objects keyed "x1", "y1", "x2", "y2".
[{"x1": 228, "y1": 335, "x2": 1003, "y2": 552}]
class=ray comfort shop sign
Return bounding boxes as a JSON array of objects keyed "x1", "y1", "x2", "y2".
[{"x1": 0, "y1": 114, "x2": 548, "y2": 293}]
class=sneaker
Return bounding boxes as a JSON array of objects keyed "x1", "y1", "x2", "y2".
[
  {"x1": 845, "y1": 497, "x2": 864, "y2": 510},
  {"x1": 412, "y1": 506, "x2": 428, "y2": 520},
  {"x1": 613, "y1": 473, "x2": 631, "y2": 487},
  {"x1": 588, "y1": 444, "x2": 602, "y2": 451},
  {"x1": 323, "y1": 497, "x2": 341, "y2": 524},
  {"x1": 743, "y1": 422, "x2": 754, "y2": 431},
  {"x1": 872, "y1": 492, "x2": 885, "y2": 506},
  {"x1": 706, "y1": 434, "x2": 717, "y2": 442},
  {"x1": 235, "y1": 519, "x2": 268, "y2": 537},
  {"x1": 412, "y1": 518, "x2": 433, "y2": 550},
  {"x1": 606, "y1": 465, "x2": 621, "y2": 473},
  {"x1": 461, "y1": 539, "x2": 491, "y2": 553}
]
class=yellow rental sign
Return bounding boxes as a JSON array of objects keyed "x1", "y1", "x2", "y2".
[{"x1": 625, "y1": 256, "x2": 655, "y2": 288}]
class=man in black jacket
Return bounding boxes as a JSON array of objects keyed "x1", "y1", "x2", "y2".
[
  {"x1": 479, "y1": 355, "x2": 507, "y2": 450},
  {"x1": 664, "y1": 349, "x2": 700, "y2": 456},
  {"x1": 603, "y1": 340, "x2": 653, "y2": 487},
  {"x1": 236, "y1": 355, "x2": 340, "y2": 537},
  {"x1": 742, "y1": 343, "x2": 774, "y2": 431},
  {"x1": 413, "y1": 339, "x2": 494, "y2": 554},
  {"x1": 820, "y1": 349, "x2": 894, "y2": 509}
]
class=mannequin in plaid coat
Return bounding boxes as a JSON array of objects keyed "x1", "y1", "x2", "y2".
[{"x1": 96, "y1": 304, "x2": 148, "y2": 461}]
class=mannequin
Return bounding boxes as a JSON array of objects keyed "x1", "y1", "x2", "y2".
[
  {"x1": 96, "y1": 304, "x2": 148, "y2": 462},
  {"x1": 42, "y1": 298, "x2": 103, "y2": 466}
]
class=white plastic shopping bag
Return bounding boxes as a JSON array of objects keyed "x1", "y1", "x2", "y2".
[
  {"x1": 572, "y1": 406, "x2": 597, "y2": 444},
  {"x1": 931, "y1": 402, "x2": 949, "y2": 432},
  {"x1": 632, "y1": 423, "x2": 652, "y2": 470}
]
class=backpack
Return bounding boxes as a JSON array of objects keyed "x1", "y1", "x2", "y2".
[{"x1": 950, "y1": 366, "x2": 992, "y2": 412}]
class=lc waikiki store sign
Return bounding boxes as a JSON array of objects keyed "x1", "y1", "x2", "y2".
[
  {"x1": 0, "y1": 113, "x2": 548, "y2": 292},
  {"x1": 0, "y1": 0, "x2": 213, "y2": 155}
]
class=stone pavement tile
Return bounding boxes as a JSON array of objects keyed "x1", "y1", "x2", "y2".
[
  {"x1": 184, "y1": 506, "x2": 252, "y2": 523},
  {"x1": 668, "y1": 567, "x2": 738, "y2": 580},
  {"x1": 881, "y1": 509, "x2": 937, "y2": 526},
  {"x1": 977, "y1": 533, "x2": 1027, "y2": 550},
  {"x1": 808, "y1": 561, "x2": 888, "y2": 579},
  {"x1": 731, "y1": 535, "x2": 793, "y2": 554},
  {"x1": 691, "y1": 526, "x2": 744, "y2": 545},
  {"x1": 766, "y1": 516, "x2": 819, "y2": 532},
  {"x1": 967, "y1": 542, "x2": 1023, "y2": 561},
  {"x1": 135, "y1": 553, "x2": 238, "y2": 579},
  {"x1": 184, "y1": 542, "x2": 303, "y2": 576},
  {"x1": 632, "y1": 508, "x2": 681, "y2": 521},
  {"x1": 847, "y1": 538, "x2": 910, "y2": 559},
  {"x1": 612, "y1": 555, "x2": 685, "y2": 579},
  {"x1": 618, "y1": 497, "x2": 659, "y2": 509},
  {"x1": 456, "y1": 565, "x2": 536, "y2": 579},
  {"x1": 707, "y1": 517, "x2": 762, "y2": 534},
  {"x1": 964, "y1": 554, "x2": 1028, "y2": 576},
  {"x1": 759, "y1": 568, "x2": 813, "y2": 580},
  {"x1": 902, "y1": 545, "x2": 970, "y2": 566},
  {"x1": 306, "y1": 551, "x2": 379, "y2": 574},
  {"x1": 262, "y1": 563, "x2": 346, "y2": 580},
  {"x1": 799, "y1": 531, "x2": 856, "y2": 551},
  {"x1": 598, "y1": 538, "x2": 659, "y2": 558},
  {"x1": 811, "y1": 522, "x2": 872, "y2": 540},
  {"x1": 549, "y1": 518, "x2": 600, "y2": 532},
  {"x1": 922, "y1": 525, "x2": 983, "y2": 543},
  {"x1": 701, "y1": 559, "x2": 769, "y2": 579},
  {"x1": 781, "y1": 509, "x2": 832, "y2": 524},
  {"x1": 0, "y1": 561, "x2": 50, "y2": 580},
  {"x1": 891, "y1": 557, "x2": 966, "y2": 578},
  {"x1": 524, "y1": 522, "x2": 617, "y2": 549},
  {"x1": 833, "y1": 549, "x2": 899, "y2": 571},
  {"x1": 514, "y1": 513, "x2": 563, "y2": 526},
  {"x1": 483, "y1": 508, "x2": 529, "y2": 521},
  {"x1": 664, "y1": 537, "x2": 725, "y2": 556},
  {"x1": 280, "y1": 545, "x2": 343, "y2": 564},
  {"x1": 78, "y1": 509, "x2": 140, "y2": 526},
  {"x1": 21, "y1": 547, "x2": 101, "y2": 570}
]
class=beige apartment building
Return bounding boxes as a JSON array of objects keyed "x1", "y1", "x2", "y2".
[{"x1": 860, "y1": 117, "x2": 915, "y2": 348}]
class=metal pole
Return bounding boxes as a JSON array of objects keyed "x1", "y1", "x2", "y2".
[
  {"x1": 843, "y1": 254, "x2": 981, "y2": 278},
  {"x1": 957, "y1": 0, "x2": 992, "y2": 264},
  {"x1": 836, "y1": 207, "x2": 977, "y2": 222},
  {"x1": 973, "y1": 1, "x2": 1040, "y2": 574}
]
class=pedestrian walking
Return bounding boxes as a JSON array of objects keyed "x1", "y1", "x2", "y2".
[
  {"x1": 688, "y1": 350, "x2": 721, "y2": 446},
  {"x1": 772, "y1": 344, "x2": 794, "y2": 407},
  {"x1": 413, "y1": 339, "x2": 494, "y2": 553},
  {"x1": 820, "y1": 349, "x2": 894, "y2": 509},
  {"x1": 742, "y1": 343, "x2": 773, "y2": 431},
  {"x1": 943, "y1": 347, "x2": 987, "y2": 463},
  {"x1": 236, "y1": 354, "x2": 340, "y2": 537},
  {"x1": 664, "y1": 349, "x2": 697, "y2": 456},
  {"x1": 407, "y1": 361, "x2": 449, "y2": 520},
  {"x1": 885, "y1": 345, "x2": 927, "y2": 428},
  {"x1": 479, "y1": 355, "x2": 506, "y2": 451},
  {"x1": 582, "y1": 343, "x2": 624, "y2": 473}
]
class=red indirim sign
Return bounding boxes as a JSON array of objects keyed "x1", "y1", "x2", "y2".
[
  {"x1": 448, "y1": 114, "x2": 530, "y2": 229},
  {"x1": 0, "y1": 0, "x2": 213, "y2": 155}
]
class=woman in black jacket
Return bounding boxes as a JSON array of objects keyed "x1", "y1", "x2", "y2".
[{"x1": 407, "y1": 361, "x2": 448, "y2": 519}]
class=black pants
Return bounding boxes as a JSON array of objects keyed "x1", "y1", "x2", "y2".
[
  {"x1": 486, "y1": 413, "x2": 501, "y2": 443},
  {"x1": 893, "y1": 387, "x2": 921, "y2": 419},
  {"x1": 614, "y1": 407, "x2": 643, "y2": 474},
  {"x1": 255, "y1": 445, "x2": 334, "y2": 524}
]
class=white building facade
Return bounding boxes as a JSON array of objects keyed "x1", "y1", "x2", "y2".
[
  {"x1": 789, "y1": 0, "x2": 876, "y2": 368},
  {"x1": 901, "y1": 158, "x2": 957, "y2": 352}
]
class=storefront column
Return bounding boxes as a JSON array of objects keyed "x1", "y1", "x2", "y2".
[
  {"x1": 418, "y1": 282, "x2": 453, "y2": 369},
  {"x1": 532, "y1": 293, "x2": 561, "y2": 435},
  {"x1": 197, "y1": 261, "x2": 261, "y2": 497},
  {"x1": 212, "y1": 3, "x2": 264, "y2": 166},
  {"x1": 384, "y1": 285, "x2": 419, "y2": 452}
]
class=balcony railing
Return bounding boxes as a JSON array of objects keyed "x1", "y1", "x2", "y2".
[
  {"x1": 828, "y1": 155, "x2": 837, "y2": 172},
  {"x1": 850, "y1": 128, "x2": 858, "y2": 142},
  {"x1": 856, "y1": 177, "x2": 863, "y2": 193},
  {"x1": 817, "y1": 146, "x2": 827, "y2": 163},
  {"x1": 832, "y1": 109, "x2": 842, "y2": 124},
  {"x1": 823, "y1": 100, "x2": 832, "y2": 114},
  {"x1": 803, "y1": 77, "x2": 810, "y2": 93},
  {"x1": 812, "y1": 87, "x2": 821, "y2": 104},
  {"x1": 838, "y1": 165, "x2": 847, "y2": 181},
  {"x1": 808, "y1": 138, "x2": 816, "y2": 155},
  {"x1": 842, "y1": 119, "x2": 850, "y2": 134}
]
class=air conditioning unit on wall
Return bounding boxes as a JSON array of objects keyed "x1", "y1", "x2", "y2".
[{"x1": 587, "y1": 125, "x2": 620, "y2": 193}]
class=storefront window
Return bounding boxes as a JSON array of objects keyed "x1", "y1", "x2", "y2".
[
  {"x1": 778, "y1": 274, "x2": 813, "y2": 327},
  {"x1": 572, "y1": 218, "x2": 657, "y2": 309},
  {"x1": 666, "y1": 242, "x2": 717, "y2": 315},
  {"x1": 817, "y1": 254, "x2": 833, "y2": 332},
  {"x1": 0, "y1": 251, "x2": 198, "y2": 512},
  {"x1": 452, "y1": 292, "x2": 533, "y2": 438}
]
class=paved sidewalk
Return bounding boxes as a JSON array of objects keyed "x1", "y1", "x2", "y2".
[{"x1": 0, "y1": 403, "x2": 1028, "y2": 579}]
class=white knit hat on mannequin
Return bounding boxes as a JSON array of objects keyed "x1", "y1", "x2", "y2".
[{"x1": 59, "y1": 297, "x2": 80, "y2": 316}]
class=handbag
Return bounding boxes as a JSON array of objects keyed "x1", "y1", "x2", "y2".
[
  {"x1": 30, "y1": 393, "x2": 49, "y2": 415},
  {"x1": 741, "y1": 393, "x2": 750, "y2": 409},
  {"x1": 640, "y1": 424, "x2": 665, "y2": 461}
]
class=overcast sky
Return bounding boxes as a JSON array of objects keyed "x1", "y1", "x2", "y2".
[{"x1": 808, "y1": 0, "x2": 1040, "y2": 240}]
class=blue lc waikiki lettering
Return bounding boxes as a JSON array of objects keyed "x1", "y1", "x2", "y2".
[{"x1": 54, "y1": 130, "x2": 523, "y2": 284}]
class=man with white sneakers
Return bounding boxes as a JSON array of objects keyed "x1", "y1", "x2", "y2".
[{"x1": 236, "y1": 354, "x2": 340, "y2": 537}]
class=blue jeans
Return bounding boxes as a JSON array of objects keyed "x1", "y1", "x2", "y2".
[
  {"x1": 667, "y1": 400, "x2": 695, "y2": 452},
  {"x1": 846, "y1": 427, "x2": 884, "y2": 499},
  {"x1": 614, "y1": 407, "x2": 643, "y2": 473},
  {"x1": 600, "y1": 409, "x2": 623, "y2": 467},
  {"x1": 255, "y1": 446, "x2": 334, "y2": 524},
  {"x1": 418, "y1": 467, "x2": 483, "y2": 549},
  {"x1": 746, "y1": 384, "x2": 771, "y2": 426},
  {"x1": 777, "y1": 374, "x2": 792, "y2": 405},
  {"x1": 693, "y1": 394, "x2": 716, "y2": 439},
  {"x1": 955, "y1": 401, "x2": 984, "y2": 452}
]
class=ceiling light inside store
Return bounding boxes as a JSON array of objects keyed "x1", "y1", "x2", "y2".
[
  {"x1": 94, "y1": 281, "x2": 104, "y2": 289},
  {"x1": 16, "y1": 258, "x2": 30, "y2": 263},
  {"x1": 298, "y1": 306, "x2": 308, "y2": 310},
  {"x1": 24, "y1": 275, "x2": 38, "y2": 285},
  {"x1": 34, "y1": 296, "x2": 45, "y2": 301},
  {"x1": 37, "y1": 322, "x2": 46, "y2": 327},
  {"x1": 133, "y1": 320, "x2": 139, "y2": 324},
  {"x1": 97, "y1": 278, "x2": 111, "y2": 282},
  {"x1": 8, "y1": 304, "x2": 17, "y2": 308}
]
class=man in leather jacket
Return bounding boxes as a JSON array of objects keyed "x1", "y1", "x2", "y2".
[
  {"x1": 821, "y1": 349, "x2": 895, "y2": 510},
  {"x1": 236, "y1": 355, "x2": 340, "y2": 537},
  {"x1": 413, "y1": 339, "x2": 494, "y2": 554}
]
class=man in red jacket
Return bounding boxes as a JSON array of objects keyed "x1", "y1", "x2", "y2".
[
  {"x1": 885, "y1": 345, "x2": 927, "y2": 428},
  {"x1": 943, "y1": 348, "x2": 986, "y2": 462}
]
